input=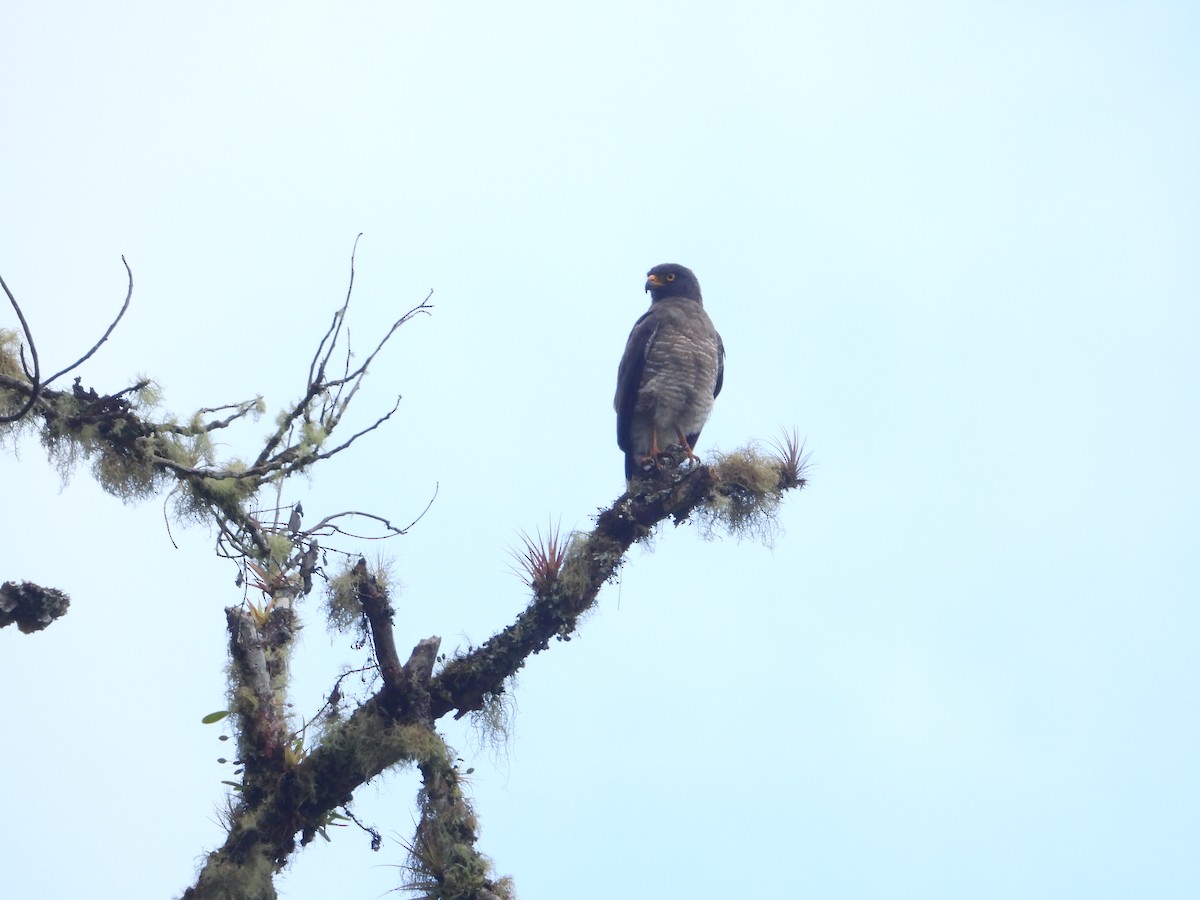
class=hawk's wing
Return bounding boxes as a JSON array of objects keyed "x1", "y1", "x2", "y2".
[
  {"x1": 614, "y1": 309, "x2": 658, "y2": 453},
  {"x1": 684, "y1": 330, "x2": 726, "y2": 450},
  {"x1": 714, "y1": 332, "x2": 726, "y2": 399}
]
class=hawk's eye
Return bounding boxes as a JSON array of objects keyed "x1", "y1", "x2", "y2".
[{"x1": 665, "y1": 273, "x2": 676, "y2": 282}]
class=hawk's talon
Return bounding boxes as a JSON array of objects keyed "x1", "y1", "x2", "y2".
[
  {"x1": 674, "y1": 429, "x2": 702, "y2": 468},
  {"x1": 637, "y1": 454, "x2": 660, "y2": 473}
]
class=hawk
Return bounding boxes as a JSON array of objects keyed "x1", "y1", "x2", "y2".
[{"x1": 615, "y1": 263, "x2": 725, "y2": 481}]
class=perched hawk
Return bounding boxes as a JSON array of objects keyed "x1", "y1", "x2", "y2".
[{"x1": 615, "y1": 263, "x2": 725, "y2": 481}]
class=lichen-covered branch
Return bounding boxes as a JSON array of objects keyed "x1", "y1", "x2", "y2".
[
  {"x1": 225, "y1": 604, "x2": 297, "y2": 804},
  {"x1": 5, "y1": 254, "x2": 811, "y2": 900},
  {"x1": 183, "y1": 449, "x2": 806, "y2": 898},
  {"x1": 0, "y1": 253, "x2": 433, "y2": 591},
  {"x1": 353, "y1": 557, "x2": 406, "y2": 690},
  {"x1": 405, "y1": 736, "x2": 514, "y2": 900},
  {"x1": 252, "y1": 237, "x2": 431, "y2": 474},
  {"x1": 430, "y1": 445, "x2": 807, "y2": 720},
  {"x1": 0, "y1": 580, "x2": 70, "y2": 632},
  {"x1": 186, "y1": 642, "x2": 449, "y2": 898}
]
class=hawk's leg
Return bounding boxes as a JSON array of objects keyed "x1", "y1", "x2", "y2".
[
  {"x1": 675, "y1": 428, "x2": 701, "y2": 467},
  {"x1": 638, "y1": 427, "x2": 667, "y2": 472}
]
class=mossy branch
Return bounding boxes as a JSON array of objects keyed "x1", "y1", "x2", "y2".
[
  {"x1": 430, "y1": 443, "x2": 808, "y2": 720},
  {"x1": 0, "y1": 252, "x2": 432, "y2": 574},
  {"x1": 6, "y1": 256, "x2": 810, "y2": 900},
  {"x1": 185, "y1": 446, "x2": 805, "y2": 897},
  {"x1": 0, "y1": 580, "x2": 70, "y2": 632},
  {"x1": 404, "y1": 736, "x2": 514, "y2": 900}
]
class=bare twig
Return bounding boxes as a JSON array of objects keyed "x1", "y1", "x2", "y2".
[
  {"x1": 43, "y1": 257, "x2": 133, "y2": 387},
  {"x1": 325, "y1": 324, "x2": 354, "y2": 423},
  {"x1": 309, "y1": 395, "x2": 402, "y2": 463},
  {"x1": 308, "y1": 234, "x2": 361, "y2": 391},
  {"x1": 301, "y1": 490, "x2": 438, "y2": 541},
  {"x1": 163, "y1": 492, "x2": 180, "y2": 550},
  {"x1": 347, "y1": 296, "x2": 434, "y2": 385},
  {"x1": 292, "y1": 664, "x2": 380, "y2": 737},
  {"x1": 158, "y1": 399, "x2": 264, "y2": 435},
  {"x1": 257, "y1": 238, "x2": 432, "y2": 475},
  {"x1": 213, "y1": 507, "x2": 272, "y2": 561},
  {"x1": 0, "y1": 272, "x2": 41, "y2": 423}
]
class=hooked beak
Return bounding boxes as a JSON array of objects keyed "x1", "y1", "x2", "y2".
[{"x1": 645, "y1": 273, "x2": 662, "y2": 293}]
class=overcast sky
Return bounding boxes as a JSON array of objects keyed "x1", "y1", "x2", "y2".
[{"x1": 2, "y1": 2, "x2": 1198, "y2": 898}]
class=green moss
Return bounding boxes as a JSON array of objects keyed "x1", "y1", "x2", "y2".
[
  {"x1": 36, "y1": 406, "x2": 164, "y2": 501},
  {"x1": 404, "y1": 734, "x2": 513, "y2": 900},
  {"x1": 323, "y1": 562, "x2": 365, "y2": 633},
  {"x1": 468, "y1": 686, "x2": 514, "y2": 757},
  {"x1": 557, "y1": 531, "x2": 608, "y2": 600},
  {"x1": 323, "y1": 557, "x2": 393, "y2": 634},
  {"x1": 233, "y1": 684, "x2": 263, "y2": 714},
  {"x1": 315, "y1": 717, "x2": 439, "y2": 784},
  {"x1": 203, "y1": 476, "x2": 251, "y2": 503},
  {"x1": 264, "y1": 533, "x2": 294, "y2": 571},
  {"x1": 93, "y1": 442, "x2": 162, "y2": 501},
  {"x1": 0, "y1": 329, "x2": 26, "y2": 381},
  {"x1": 694, "y1": 446, "x2": 789, "y2": 546},
  {"x1": 132, "y1": 377, "x2": 162, "y2": 409},
  {"x1": 189, "y1": 849, "x2": 278, "y2": 900},
  {"x1": 299, "y1": 421, "x2": 327, "y2": 450},
  {"x1": 162, "y1": 433, "x2": 199, "y2": 467},
  {"x1": 180, "y1": 430, "x2": 216, "y2": 467}
]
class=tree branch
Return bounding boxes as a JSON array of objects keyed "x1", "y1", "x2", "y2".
[
  {"x1": 8, "y1": 254, "x2": 808, "y2": 900},
  {"x1": 302, "y1": 492, "x2": 438, "y2": 542},
  {"x1": 0, "y1": 581, "x2": 70, "y2": 632},
  {"x1": 185, "y1": 450, "x2": 807, "y2": 897},
  {"x1": 0, "y1": 273, "x2": 41, "y2": 424},
  {"x1": 43, "y1": 256, "x2": 134, "y2": 387},
  {"x1": 430, "y1": 447, "x2": 807, "y2": 719},
  {"x1": 353, "y1": 558, "x2": 405, "y2": 692}
]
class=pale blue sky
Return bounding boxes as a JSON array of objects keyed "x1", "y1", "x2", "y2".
[{"x1": 2, "y1": 3, "x2": 1198, "y2": 898}]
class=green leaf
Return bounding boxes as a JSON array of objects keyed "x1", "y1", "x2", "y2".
[{"x1": 202, "y1": 710, "x2": 231, "y2": 724}]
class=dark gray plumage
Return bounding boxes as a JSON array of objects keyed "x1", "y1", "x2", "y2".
[{"x1": 615, "y1": 263, "x2": 725, "y2": 481}]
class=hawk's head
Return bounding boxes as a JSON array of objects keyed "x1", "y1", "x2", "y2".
[{"x1": 645, "y1": 263, "x2": 702, "y2": 303}]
